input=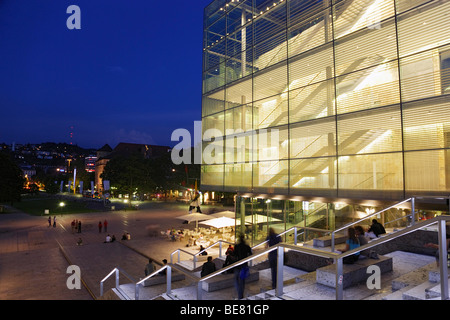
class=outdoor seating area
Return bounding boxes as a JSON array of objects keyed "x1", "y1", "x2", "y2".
[{"x1": 160, "y1": 227, "x2": 235, "y2": 247}]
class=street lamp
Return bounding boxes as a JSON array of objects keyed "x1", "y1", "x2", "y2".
[{"x1": 59, "y1": 202, "x2": 65, "y2": 216}]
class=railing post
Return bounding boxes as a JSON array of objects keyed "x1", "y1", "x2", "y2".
[
  {"x1": 166, "y1": 266, "x2": 172, "y2": 295},
  {"x1": 336, "y1": 257, "x2": 343, "y2": 300},
  {"x1": 275, "y1": 246, "x2": 284, "y2": 297},
  {"x1": 294, "y1": 226, "x2": 298, "y2": 245},
  {"x1": 115, "y1": 269, "x2": 119, "y2": 289},
  {"x1": 438, "y1": 219, "x2": 449, "y2": 300},
  {"x1": 135, "y1": 283, "x2": 140, "y2": 300},
  {"x1": 410, "y1": 197, "x2": 415, "y2": 226},
  {"x1": 178, "y1": 250, "x2": 181, "y2": 263},
  {"x1": 219, "y1": 241, "x2": 223, "y2": 258},
  {"x1": 193, "y1": 255, "x2": 197, "y2": 270},
  {"x1": 331, "y1": 232, "x2": 335, "y2": 252},
  {"x1": 197, "y1": 281, "x2": 203, "y2": 300},
  {"x1": 100, "y1": 282, "x2": 104, "y2": 297}
]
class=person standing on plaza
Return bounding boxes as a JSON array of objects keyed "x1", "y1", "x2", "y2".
[
  {"x1": 189, "y1": 191, "x2": 202, "y2": 213},
  {"x1": 233, "y1": 234, "x2": 252, "y2": 299},
  {"x1": 53, "y1": 216, "x2": 57, "y2": 228},
  {"x1": 71, "y1": 220, "x2": 76, "y2": 234},
  {"x1": 78, "y1": 220, "x2": 82, "y2": 233},
  {"x1": 103, "y1": 219, "x2": 108, "y2": 232},
  {"x1": 98, "y1": 221, "x2": 102, "y2": 233},
  {"x1": 48, "y1": 216, "x2": 51, "y2": 227},
  {"x1": 266, "y1": 228, "x2": 281, "y2": 289}
]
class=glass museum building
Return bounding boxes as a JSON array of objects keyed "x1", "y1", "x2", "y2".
[{"x1": 201, "y1": 0, "x2": 450, "y2": 245}]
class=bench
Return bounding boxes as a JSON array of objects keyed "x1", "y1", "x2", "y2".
[
  {"x1": 201, "y1": 270, "x2": 259, "y2": 292},
  {"x1": 142, "y1": 272, "x2": 186, "y2": 287},
  {"x1": 316, "y1": 255, "x2": 393, "y2": 288},
  {"x1": 313, "y1": 234, "x2": 347, "y2": 247}
]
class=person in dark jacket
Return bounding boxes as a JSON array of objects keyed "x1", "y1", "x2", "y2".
[
  {"x1": 200, "y1": 256, "x2": 216, "y2": 277},
  {"x1": 233, "y1": 234, "x2": 252, "y2": 299},
  {"x1": 368, "y1": 219, "x2": 386, "y2": 237}
]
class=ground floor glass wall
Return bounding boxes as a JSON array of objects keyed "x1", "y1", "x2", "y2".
[{"x1": 234, "y1": 195, "x2": 447, "y2": 247}]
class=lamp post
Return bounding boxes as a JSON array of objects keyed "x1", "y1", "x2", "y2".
[{"x1": 59, "y1": 202, "x2": 65, "y2": 216}]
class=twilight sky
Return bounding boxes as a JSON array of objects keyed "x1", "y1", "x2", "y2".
[{"x1": 0, "y1": 0, "x2": 211, "y2": 149}]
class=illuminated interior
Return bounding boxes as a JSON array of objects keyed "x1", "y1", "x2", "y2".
[{"x1": 202, "y1": 0, "x2": 450, "y2": 203}]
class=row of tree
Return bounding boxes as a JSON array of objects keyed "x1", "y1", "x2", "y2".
[
  {"x1": 0, "y1": 149, "x2": 200, "y2": 205},
  {"x1": 0, "y1": 153, "x2": 25, "y2": 205},
  {"x1": 100, "y1": 152, "x2": 200, "y2": 199}
]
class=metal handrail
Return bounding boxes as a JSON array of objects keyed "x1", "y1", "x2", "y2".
[
  {"x1": 170, "y1": 239, "x2": 235, "y2": 270},
  {"x1": 331, "y1": 197, "x2": 414, "y2": 252},
  {"x1": 99, "y1": 267, "x2": 136, "y2": 298},
  {"x1": 101, "y1": 216, "x2": 450, "y2": 301},
  {"x1": 169, "y1": 225, "x2": 330, "y2": 269}
]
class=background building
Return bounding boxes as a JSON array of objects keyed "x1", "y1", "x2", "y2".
[{"x1": 201, "y1": 0, "x2": 450, "y2": 245}]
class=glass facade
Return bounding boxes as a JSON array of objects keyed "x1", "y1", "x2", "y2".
[{"x1": 201, "y1": 0, "x2": 450, "y2": 243}]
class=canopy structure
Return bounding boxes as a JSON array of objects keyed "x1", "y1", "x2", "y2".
[
  {"x1": 200, "y1": 216, "x2": 238, "y2": 229},
  {"x1": 209, "y1": 210, "x2": 235, "y2": 219},
  {"x1": 176, "y1": 212, "x2": 214, "y2": 228}
]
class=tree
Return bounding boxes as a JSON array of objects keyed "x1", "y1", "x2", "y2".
[
  {"x1": 101, "y1": 154, "x2": 155, "y2": 199},
  {"x1": 43, "y1": 177, "x2": 60, "y2": 195},
  {"x1": 0, "y1": 152, "x2": 25, "y2": 205}
]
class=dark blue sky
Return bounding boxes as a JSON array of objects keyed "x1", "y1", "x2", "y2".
[{"x1": 0, "y1": 0, "x2": 211, "y2": 149}]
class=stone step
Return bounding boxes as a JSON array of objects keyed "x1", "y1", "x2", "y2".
[
  {"x1": 402, "y1": 280, "x2": 437, "y2": 300},
  {"x1": 316, "y1": 255, "x2": 393, "y2": 289}
]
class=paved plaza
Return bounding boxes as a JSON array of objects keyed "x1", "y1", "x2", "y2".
[{"x1": 0, "y1": 200, "x2": 234, "y2": 300}]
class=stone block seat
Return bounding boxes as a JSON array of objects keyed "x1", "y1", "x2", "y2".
[
  {"x1": 313, "y1": 234, "x2": 347, "y2": 247},
  {"x1": 316, "y1": 255, "x2": 393, "y2": 288},
  {"x1": 201, "y1": 269, "x2": 259, "y2": 292},
  {"x1": 142, "y1": 272, "x2": 186, "y2": 287}
]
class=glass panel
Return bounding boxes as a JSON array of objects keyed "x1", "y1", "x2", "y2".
[
  {"x1": 395, "y1": 0, "x2": 431, "y2": 14},
  {"x1": 225, "y1": 77, "x2": 253, "y2": 109},
  {"x1": 289, "y1": 0, "x2": 330, "y2": 29},
  {"x1": 201, "y1": 164, "x2": 224, "y2": 189},
  {"x1": 288, "y1": 7, "x2": 332, "y2": 58},
  {"x1": 227, "y1": 0, "x2": 253, "y2": 36},
  {"x1": 205, "y1": 15, "x2": 227, "y2": 49},
  {"x1": 253, "y1": 61, "x2": 288, "y2": 101},
  {"x1": 202, "y1": 137, "x2": 225, "y2": 165},
  {"x1": 202, "y1": 89, "x2": 225, "y2": 117},
  {"x1": 288, "y1": 44, "x2": 334, "y2": 90},
  {"x1": 336, "y1": 61, "x2": 400, "y2": 114},
  {"x1": 253, "y1": 159, "x2": 289, "y2": 193},
  {"x1": 224, "y1": 163, "x2": 253, "y2": 191},
  {"x1": 333, "y1": 0, "x2": 395, "y2": 40},
  {"x1": 404, "y1": 150, "x2": 450, "y2": 192},
  {"x1": 203, "y1": 62, "x2": 226, "y2": 93},
  {"x1": 202, "y1": 111, "x2": 225, "y2": 134},
  {"x1": 337, "y1": 153, "x2": 404, "y2": 192},
  {"x1": 397, "y1": 1, "x2": 450, "y2": 58},
  {"x1": 335, "y1": 18, "x2": 397, "y2": 76},
  {"x1": 253, "y1": 31, "x2": 287, "y2": 71},
  {"x1": 253, "y1": 93, "x2": 288, "y2": 129},
  {"x1": 403, "y1": 99, "x2": 450, "y2": 151},
  {"x1": 252, "y1": 125, "x2": 288, "y2": 162},
  {"x1": 290, "y1": 157, "x2": 337, "y2": 190},
  {"x1": 204, "y1": 0, "x2": 226, "y2": 28},
  {"x1": 337, "y1": 106, "x2": 403, "y2": 155},
  {"x1": 289, "y1": 79, "x2": 335, "y2": 123},
  {"x1": 224, "y1": 130, "x2": 253, "y2": 164},
  {"x1": 400, "y1": 47, "x2": 449, "y2": 102},
  {"x1": 224, "y1": 104, "x2": 253, "y2": 133},
  {"x1": 290, "y1": 117, "x2": 336, "y2": 159}
]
